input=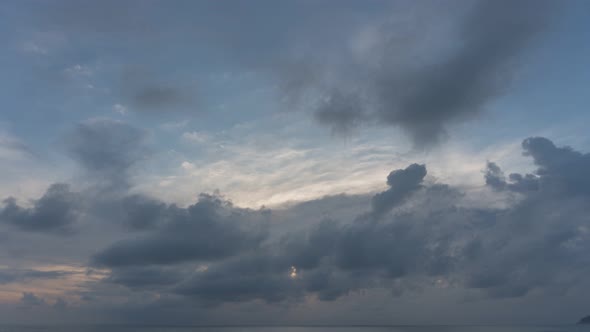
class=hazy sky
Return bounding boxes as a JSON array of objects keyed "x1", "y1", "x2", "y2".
[{"x1": 1, "y1": 0, "x2": 590, "y2": 325}]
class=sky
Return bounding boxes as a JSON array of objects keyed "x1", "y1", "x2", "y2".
[{"x1": 1, "y1": 0, "x2": 590, "y2": 325}]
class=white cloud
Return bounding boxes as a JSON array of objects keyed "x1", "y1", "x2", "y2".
[
  {"x1": 64, "y1": 64, "x2": 93, "y2": 77},
  {"x1": 135, "y1": 112, "x2": 533, "y2": 209},
  {"x1": 112, "y1": 104, "x2": 128, "y2": 115},
  {"x1": 182, "y1": 131, "x2": 209, "y2": 144},
  {"x1": 180, "y1": 161, "x2": 195, "y2": 171}
]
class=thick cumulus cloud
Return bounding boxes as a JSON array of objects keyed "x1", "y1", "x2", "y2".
[
  {"x1": 468, "y1": 137, "x2": 590, "y2": 298},
  {"x1": 84, "y1": 162, "x2": 446, "y2": 305},
  {"x1": 87, "y1": 137, "x2": 590, "y2": 309},
  {"x1": 1, "y1": 135, "x2": 589, "y2": 323},
  {"x1": 0, "y1": 120, "x2": 152, "y2": 235},
  {"x1": 168, "y1": 185, "x2": 465, "y2": 305},
  {"x1": 0, "y1": 183, "x2": 77, "y2": 234},
  {"x1": 484, "y1": 161, "x2": 539, "y2": 193},
  {"x1": 92, "y1": 194, "x2": 269, "y2": 267},
  {"x1": 523, "y1": 137, "x2": 590, "y2": 195},
  {"x1": 371, "y1": 163, "x2": 426, "y2": 217}
]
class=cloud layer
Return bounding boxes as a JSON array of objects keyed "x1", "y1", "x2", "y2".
[
  {"x1": 0, "y1": 0, "x2": 587, "y2": 325},
  {"x1": 1, "y1": 123, "x2": 589, "y2": 323}
]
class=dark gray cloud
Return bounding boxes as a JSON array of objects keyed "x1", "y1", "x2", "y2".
[
  {"x1": 117, "y1": 195, "x2": 168, "y2": 230},
  {"x1": 174, "y1": 255, "x2": 301, "y2": 304},
  {"x1": 285, "y1": 0, "x2": 558, "y2": 146},
  {"x1": 372, "y1": 0, "x2": 554, "y2": 146},
  {"x1": 0, "y1": 183, "x2": 77, "y2": 234},
  {"x1": 92, "y1": 194, "x2": 268, "y2": 267},
  {"x1": 104, "y1": 266, "x2": 188, "y2": 289},
  {"x1": 91, "y1": 137, "x2": 590, "y2": 308},
  {"x1": 485, "y1": 161, "x2": 539, "y2": 193},
  {"x1": 119, "y1": 67, "x2": 195, "y2": 112},
  {"x1": 484, "y1": 161, "x2": 506, "y2": 190},
  {"x1": 1, "y1": 136, "x2": 589, "y2": 323},
  {"x1": 66, "y1": 119, "x2": 148, "y2": 188},
  {"x1": 22, "y1": 0, "x2": 560, "y2": 145},
  {"x1": 314, "y1": 92, "x2": 367, "y2": 135},
  {"x1": 472, "y1": 137, "x2": 590, "y2": 298},
  {"x1": 83, "y1": 193, "x2": 170, "y2": 231},
  {"x1": 522, "y1": 136, "x2": 590, "y2": 196},
  {"x1": 96, "y1": 163, "x2": 451, "y2": 304},
  {"x1": 371, "y1": 163, "x2": 426, "y2": 217}
]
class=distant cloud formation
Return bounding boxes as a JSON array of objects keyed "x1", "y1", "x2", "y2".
[
  {"x1": 66, "y1": 119, "x2": 148, "y2": 188},
  {"x1": 293, "y1": 0, "x2": 557, "y2": 146},
  {"x1": 92, "y1": 194, "x2": 268, "y2": 267},
  {"x1": 0, "y1": 0, "x2": 588, "y2": 326},
  {"x1": 0, "y1": 183, "x2": 77, "y2": 234},
  {"x1": 63, "y1": 135, "x2": 585, "y2": 309},
  {"x1": 5, "y1": 119, "x2": 585, "y2": 310},
  {"x1": 371, "y1": 163, "x2": 426, "y2": 217},
  {"x1": 0, "y1": 114, "x2": 589, "y2": 323},
  {"x1": 20, "y1": 0, "x2": 558, "y2": 144}
]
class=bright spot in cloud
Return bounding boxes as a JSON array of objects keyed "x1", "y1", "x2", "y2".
[
  {"x1": 289, "y1": 266, "x2": 297, "y2": 279},
  {"x1": 181, "y1": 161, "x2": 195, "y2": 171}
]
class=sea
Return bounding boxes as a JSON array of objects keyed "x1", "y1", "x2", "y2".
[{"x1": 1, "y1": 326, "x2": 590, "y2": 332}]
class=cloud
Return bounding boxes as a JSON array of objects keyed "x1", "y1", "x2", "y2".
[
  {"x1": 21, "y1": 292, "x2": 46, "y2": 307},
  {"x1": 171, "y1": 182, "x2": 463, "y2": 304},
  {"x1": 0, "y1": 134, "x2": 33, "y2": 161},
  {"x1": 522, "y1": 137, "x2": 590, "y2": 195},
  {"x1": 314, "y1": 92, "x2": 367, "y2": 135},
  {"x1": 92, "y1": 194, "x2": 268, "y2": 267},
  {"x1": 119, "y1": 67, "x2": 195, "y2": 113},
  {"x1": 104, "y1": 266, "x2": 189, "y2": 289},
  {"x1": 112, "y1": 104, "x2": 128, "y2": 115},
  {"x1": 280, "y1": 0, "x2": 558, "y2": 146},
  {"x1": 0, "y1": 183, "x2": 77, "y2": 234},
  {"x1": 472, "y1": 137, "x2": 590, "y2": 297},
  {"x1": 0, "y1": 119, "x2": 150, "y2": 234},
  {"x1": 484, "y1": 161, "x2": 538, "y2": 193},
  {"x1": 372, "y1": 0, "x2": 554, "y2": 146},
  {"x1": 88, "y1": 137, "x2": 590, "y2": 308},
  {"x1": 66, "y1": 119, "x2": 148, "y2": 189},
  {"x1": 116, "y1": 195, "x2": 169, "y2": 230},
  {"x1": 92, "y1": 163, "x2": 449, "y2": 305},
  {"x1": 23, "y1": 0, "x2": 561, "y2": 145},
  {"x1": 0, "y1": 269, "x2": 74, "y2": 284},
  {"x1": 1, "y1": 135, "x2": 589, "y2": 322},
  {"x1": 371, "y1": 163, "x2": 426, "y2": 217}
]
